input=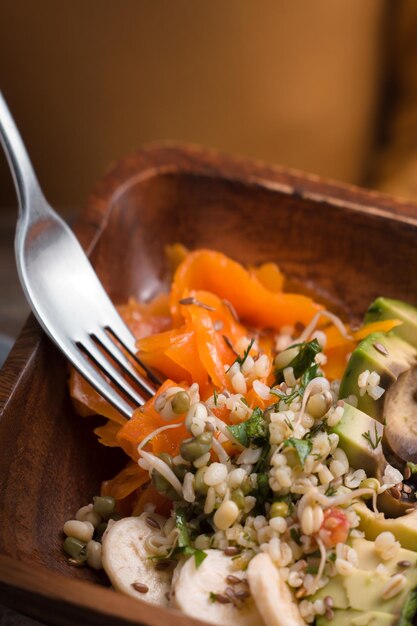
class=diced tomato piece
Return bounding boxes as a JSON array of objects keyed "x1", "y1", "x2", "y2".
[{"x1": 318, "y1": 507, "x2": 350, "y2": 547}]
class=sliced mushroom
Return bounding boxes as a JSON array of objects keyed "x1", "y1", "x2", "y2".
[{"x1": 383, "y1": 366, "x2": 417, "y2": 464}]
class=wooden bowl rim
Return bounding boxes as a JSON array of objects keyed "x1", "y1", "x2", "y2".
[{"x1": 2, "y1": 143, "x2": 417, "y2": 625}]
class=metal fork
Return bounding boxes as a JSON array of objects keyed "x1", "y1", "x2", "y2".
[{"x1": 0, "y1": 91, "x2": 159, "y2": 419}]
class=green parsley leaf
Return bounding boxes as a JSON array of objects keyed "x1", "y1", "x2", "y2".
[
  {"x1": 194, "y1": 549, "x2": 208, "y2": 567},
  {"x1": 299, "y1": 362, "x2": 320, "y2": 389},
  {"x1": 175, "y1": 509, "x2": 207, "y2": 568},
  {"x1": 227, "y1": 421, "x2": 249, "y2": 447},
  {"x1": 245, "y1": 407, "x2": 267, "y2": 443},
  {"x1": 283, "y1": 437, "x2": 312, "y2": 465},
  {"x1": 175, "y1": 508, "x2": 191, "y2": 548},
  {"x1": 290, "y1": 527, "x2": 301, "y2": 545},
  {"x1": 398, "y1": 587, "x2": 417, "y2": 626},
  {"x1": 257, "y1": 472, "x2": 270, "y2": 503},
  {"x1": 228, "y1": 407, "x2": 267, "y2": 448},
  {"x1": 275, "y1": 339, "x2": 321, "y2": 383}
]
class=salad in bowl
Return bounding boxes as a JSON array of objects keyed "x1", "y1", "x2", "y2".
[{"x1": 62, "y1": 246, "x2": 417, "y2": 626}]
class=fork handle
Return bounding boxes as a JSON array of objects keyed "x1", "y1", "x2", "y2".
[{"x1": 0, "y1": 90, "x2": 44, "y2": 215}]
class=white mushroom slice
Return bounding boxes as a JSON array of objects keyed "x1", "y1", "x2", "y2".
[
  {"x1": 172, "y1": 549, "x2": 263, "y2": 626},
  {"x1": 247, "y1": 553, "x2": 306, "y2": 626},
  {"x1": 101, "y1": 514, "x2": 171, "y2": 606}
]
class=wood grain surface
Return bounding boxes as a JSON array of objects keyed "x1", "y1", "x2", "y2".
[{"x1": 1, "y1": 144, "x2": 417, "y2": 626}]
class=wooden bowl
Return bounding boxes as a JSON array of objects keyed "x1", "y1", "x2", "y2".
[{"x1": 1, "y1": 144, "x2": 417, "y2": 625}]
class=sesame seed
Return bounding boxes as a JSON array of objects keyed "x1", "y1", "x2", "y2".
[
  {"x1": 226, "y1": 575, "x2": 241, "y2": 585},
  {"x1": 146, "y1": 516, "x2": 161, "y2": 529},
  {"x1": 215, "y1": 593, "x2": 232, "y2": 604},
  {"x1": 224, "y1": 546, "x2": 240, "y2": 556},
  {"x1": 373, "y1": 342, "x2": 388, "y2": 356},
  {"x1": 390, "y1": 487, "x2": 401, "y2": 500},
  {"x1": 234, "y1": 589, "x2": 250, "y2": 599},
  {"x1": 397, "y1": 560, "x2": 412, "y2": 568},
  {"x1": 225, "y1": 587, "x2": 237, "y2": 601},
  {"x1": 325, "y1": 608, "x2": 334, "y2": 620},
  {"x1": 223, "y1": 335, "x2": 238, "y2": 354},
  {"x1": 223, "y1": 299, "x2": 239, "y2": 321},
  {"x1": 324, "y1": 596, "x2": 333, "y2": 608},
  {"x1": 179, "y1": 297, "x2": 216, "y2": 311},
  {"x1": 132, "y1": 582, "x2": 149, "y2": 593}
]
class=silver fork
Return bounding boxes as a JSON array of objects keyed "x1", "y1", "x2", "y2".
[{"x1": 0, "y1": 91, "x2": 159, "y2": 419}]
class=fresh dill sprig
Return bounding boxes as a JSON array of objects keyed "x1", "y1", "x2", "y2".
[{"x1": 361, "y1": 423, "x2": 382, "y2": 450}]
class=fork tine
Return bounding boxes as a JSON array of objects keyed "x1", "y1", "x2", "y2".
[
  {"x1": 93, "y1": 329, "x2": 157, "y2": 397},
  {"x1": 105, "y1": 323, "x2": 163, "y2": 386},
  {"x1": 79, "y1": 338, "x2": 148, "y2": 407},
  {"x1": 72, "y1": 348, "x2": 134, "y2": 419}
]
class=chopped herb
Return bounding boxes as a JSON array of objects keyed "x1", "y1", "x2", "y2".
[
  {"x1": 327, "y1": 551, "x2": 337, "y2": 563},
  {"x1": 209, "y1": 592, "x2": 217, "y2": 603},
  {"x1": 257, "y1": 472, "x2": 270, "y2": 504},
  {"x1": 270, "y1": 363, "x2": 321, "y2": 407},
  {"x1": 407, "y1": 462, "x2": 417, "y2": 475},
  {"x1": 290, "y1": 527, "x2": 302, "y2": 545},
  {"x1": 270, "y1": 387, "x2": 299, "y2": 405},
  {"x1": 194, "y1": 549, "x2": 208, "y2": 567},
  {"x1": 241, "y1": 396, "x2": 249, "y2": 406},
  {"x1": 325, "y1": 485, "x2": 337, "y2": 497},
  {"x1": 398, "y1": 587, "x2": 417, "y2": 626},
  {"x1": 228, "y1": 407, "x2": 267, "y2": 447},
  {"x1": 283, "y1": 437, "x2": 312, "y2": 465},
  {"x1": 175, "y1": 508, "x2": 191, "y2": 548},
  {"x1": 227, "y1": 338, "x2": 255, "y2": 372},
  {"x1": 299, "y1": 362, "x2": 320, "y2": 389},
  {"x1": 362, "y1": 423, "x2": 382, "y2": 450},
  {"x1": 306, "y1": 563, "x2": 319, "y2": 574},
  {"x1": 284, "y1": 416, "x2": 294, "y2": 431},
  {"x1": 275, "y1": 339, "x2": 321, "y2": 383},
  {"x1": 304, "y1": 420, "x2": 326, "y2": 439},
  {"x1": 175, "y1": 508, "x2": 207, "y2": 567},
  {"x1": 213, "y1": 389, "x2": 218, "y2": 406}
]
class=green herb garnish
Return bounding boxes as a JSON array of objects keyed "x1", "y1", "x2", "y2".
[
  {"x1": 275, "y1": 339, "x2": 321, "y2": 383},
  {"x1": 290, "y1": 527, "x2": 302, "y2": 545},
  {"x1": 361, "y1": 423, "x2": 382, "y2": 450},
  {"x1": 227, "y1": 338, "x2": 255, "y2": 372},
  {"x1": 283, "y1": 437, "x2": 312, "y2": 465},
  {"x1": 228, "y1": 407, "x2": 267, "y2": 447},
  {"x1": 398, "y1": 587, "x2": 417, "y2": 626},
  {"x1": 175, "y1": 508, "x2": 207, "y2": 567}
]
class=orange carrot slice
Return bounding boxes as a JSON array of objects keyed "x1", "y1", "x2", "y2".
[{"x1": 170, "y1": 250, "x2": 321, "y2": 329}]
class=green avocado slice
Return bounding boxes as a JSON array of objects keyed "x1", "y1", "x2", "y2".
[
  {"x1": 354, "y1": 501, "x2": 417, "y2": 550},
  {"x1": 331, "y1": 404, "x2": 410, "y2": 517},
  {"x1": 365, "y1": 297, "x2": 417, "y2": 348},
  {"x1": 332, "y1": 403, "x2": 384, "y2": 476},
  {"x1": 339, "y1": 332, "x2": 417, "y2": 422}
]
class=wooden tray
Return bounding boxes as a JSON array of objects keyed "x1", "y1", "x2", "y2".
[{"x1": 1, "y1": 144, "x2": 417, "y2": 626}]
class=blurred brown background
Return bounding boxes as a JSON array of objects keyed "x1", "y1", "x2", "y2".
[{"x1": 1, "y1": 0, "x2": 417, "y2": 340}]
